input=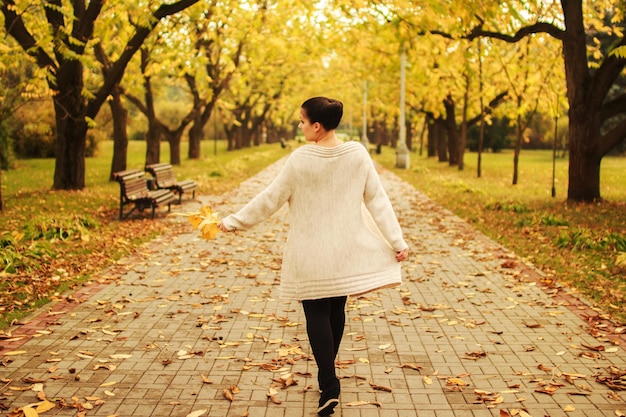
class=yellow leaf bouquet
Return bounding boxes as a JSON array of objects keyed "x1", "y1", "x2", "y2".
[{"x1": 170, "y1": 206, "x2": 221, "y2": 240}]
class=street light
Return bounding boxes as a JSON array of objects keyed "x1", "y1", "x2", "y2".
[
  {"x1": 396, "y1": 49, "x2": 409, "y2": 169},
  {"x1": 360, "y1": 81, "x2": 369, "y2": 148}
]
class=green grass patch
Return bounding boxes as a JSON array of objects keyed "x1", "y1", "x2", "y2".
[
  {"x1": 374, "y1": 149, "x2": 626, "y2": 322},
  {"x1": 0, "y1": 139, "x2": 288, "y2": 328}
]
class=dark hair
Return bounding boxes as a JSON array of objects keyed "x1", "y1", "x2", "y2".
[{"x1": 301, "y1": 97, "x2": 343, "y2": 131}]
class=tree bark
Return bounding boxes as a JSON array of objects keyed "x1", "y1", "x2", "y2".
[
  {"x1": 95, "y1": 44, "x2": 129, "y2": 181},
  {"x1": 426, "y1": 114, "x2": 436, "y2": 157},
  {"x1": 458, "y1": 74, "x2": 470, "y2": 171},
  {"x1": 443, "y1": 95, "x2": 459, "y2": 166},
  {"x1": 109, "y1": 85, "x2": 129, "y2": 181},
  {"x1": 434, "y1": 117, "x2": 448, "y2": 162},
  {"x1": 142, "y1": 48, "x2": 161, "y2": 166},
  {"x1": 53, "y1": 61, "x2": 87, "y2": 190},
  {"x1": 561, "y1": 0, "x2": 601, "y2": 201}
]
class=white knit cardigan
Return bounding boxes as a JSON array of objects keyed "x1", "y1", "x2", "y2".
[{"x1": 221, "y1": 141, "x2": 408, "y2": 301}]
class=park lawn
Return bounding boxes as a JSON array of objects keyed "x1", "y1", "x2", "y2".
[
  {"x1": 374, "y1": 149, "x2": 626, "y2": 323},
  {"x1": 0, "y1": 140, "x2": 289, "y2": 328}
]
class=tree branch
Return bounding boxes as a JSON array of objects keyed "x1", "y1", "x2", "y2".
[
  {"x1": 601, "y1": 92, "x2": 626, "y2": 123},
  {"x1": 86, "y1": 0, "x2": 200, "y2": 119},
  {"x1": 73, "y1": 0, "x2": 104, "y2": 51},
  {"x1": 1, "y1": 0, "x2": 56, "y2": 70},
  {"x1": 597, "y1": 117, "x2": 626, "y2": 157},
  {"x1": 591, "y1": 37, "x2": 626, "y2": 111},
  {"x1": 467, "y1": 91, "x2": 508, "y2": 127},
  {"x1": 428, "y1": 21, "x2": 565, "y2": 43}
]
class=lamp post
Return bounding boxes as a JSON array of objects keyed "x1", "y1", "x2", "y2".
[
  {"x1": 360, "y1": 81, "x2": 369, "y2": 148},
  {"x1": 395, "y1": 49, "x2": 410, "y2": 169}
]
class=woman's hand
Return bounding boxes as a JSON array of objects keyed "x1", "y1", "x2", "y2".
[
  {"x1": 396, "y1": 247, "x2": 409, "y2": 262},
  {"x1": 217, "y1": 221, "x2": 230, "y2": 232}
]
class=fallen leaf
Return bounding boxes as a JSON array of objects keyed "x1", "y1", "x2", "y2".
[
  {"x1": 400, "y1": 363, "x2": 422, "y2": 371},
  {"x1": 186, "y1": 410, "x2": 207, "y2": 417},
  {"x1": 22, "y1": 407, "x2": 38, "y2": 417},
  {"x1": 447, "y1": 377, "x2": 468, "y2": 387},
  {"x1": 4, "y1": 350, "x2": 27, "y2": 356},
  {"x1": 223, "y1": 388, "x2": 234, "y2": 402},
  {"x1": 369, "y1": 381, "x2": 392, "y2": 392},
  {"x1": 109, "y1": 354, "x2": 133, "y2": 359},
  {"x1": 345, "y1": 400, "x2": 382, "y2": 407}
]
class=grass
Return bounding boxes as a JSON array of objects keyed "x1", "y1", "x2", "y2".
[
  {"x1": 0, "y1": 139, "x2": 289, "y2": 329},
  {"x1": 373, "y1": 148, "x2": 626, "y2": 323}
]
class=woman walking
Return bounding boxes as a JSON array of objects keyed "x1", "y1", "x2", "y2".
[{"x1": 218, "y1": 96, "x2": 409, "y2": 415}]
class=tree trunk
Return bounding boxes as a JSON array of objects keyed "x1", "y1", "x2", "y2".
[
  {"x1": 434, "y1": 117, "x2": 448, "y2": 162},
  {"x1": 560, "y1": 0, "x2": 618, "y2": 201},
  {"x1": 109, "y1": 85, "x2": 129, "y2": 181},
  {"x1": 53, "y1": 61, "x2": 87, "y2": 190},
  {"x1": 167, "y1": 134, "x2": 182, "y2": 165},
  {"x1": 145, "y1": 122, "x2": 161, "y2": 166},
  {"x1": 512, "y1": 111, "x2": 523, "y2": 185},
  {"x1": 458, "y1": 75, "x2": 469, "y2": 171},
  {"x1": 443, "y1": 95, "x2": 459, "y2": 166},
  {"x1": 188, "y1": 116, "x2": 203, "y2": 159},
  {"x1": 567, "y1": 129, "x2": 602, "y2": 201},
  {"x1": 426, "y1": 114, "x2": 436, "y2": 157},
  {"x1": 142, "y1": 49, "x2": 160, "y2": 166}
]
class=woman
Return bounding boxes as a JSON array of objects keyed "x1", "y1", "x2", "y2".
[{"x1": 218, "y1": 96, "x2": 409, "y2": 416}]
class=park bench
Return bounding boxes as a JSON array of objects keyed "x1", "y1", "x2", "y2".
[
  {"x1": 145, "y1": 163, "x2": 197, "y2": 204},
  {"x1": 113, "y1": 169, "x2": 178, "y2": 220}
]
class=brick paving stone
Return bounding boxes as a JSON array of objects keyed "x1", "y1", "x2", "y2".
[{"x1": 1, "y1": 156, "x2": 625, "y2": 417}]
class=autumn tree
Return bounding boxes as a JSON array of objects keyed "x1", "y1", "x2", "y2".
[
  {"x1": 1, "y1": 0, "x2": 199, "y2": 190},
  {"x1": 390, "y1": 0, "x2": 625, "y2": 201}
]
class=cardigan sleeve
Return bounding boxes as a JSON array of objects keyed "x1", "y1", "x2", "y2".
[
  {"x1": 362, "y1": 158, "x2": 408, "y2": 251},
  {"x1": 221, "y1": 159, "x2": 294, "y2": 231}
]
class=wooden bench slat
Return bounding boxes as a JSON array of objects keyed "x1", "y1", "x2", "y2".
[
  {"x1": 145, "y1": 163, "x2": 197, "y2": 204},
  {"x1": 113, "y1": 169, "x2": 178, "y2": 220}
]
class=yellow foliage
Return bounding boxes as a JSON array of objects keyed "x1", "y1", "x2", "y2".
[{"x1": 170, "y1": 206, "x2": 221, "y2": 240}]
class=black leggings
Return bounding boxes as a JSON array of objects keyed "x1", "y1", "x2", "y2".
[{"x1": 302, "y1": 296, "x2": 347, "y2": 390}]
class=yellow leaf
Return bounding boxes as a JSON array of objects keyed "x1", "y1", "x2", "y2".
[
  {"x1": 186, "y1": 410, "x2": 207, "y2": 417},
  {"x1": 34, "y1": 400, "x2": 55, "y2": 412},
  {"x1": 563, "y1": 405, "x2": 575, "y2": 412},
  {"x1": 22, "y1": 407, "x2": 38, "y2": 417},
  {"x1": 109, "y1": 354, "x2": 133, "y2": 359},
  {"x1": 169, "y1": 206, "x2": 221, "y2": 240},
  {"x1": 446, "y1": 377, "x2": 468, "y2": 386},
  {"x1": 4, "y1": 350, "x2": 27, "y2": 356},
  {"x1": 99, "y1": 381, "x2": 117, "y2": 387},
  {"x1": 223, "y1": 388, "x2": 234, "y2": 402}
]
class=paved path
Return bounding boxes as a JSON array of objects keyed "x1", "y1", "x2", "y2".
[{"x1": 2, "y1": 157, "x2": 625, "y2": 417}]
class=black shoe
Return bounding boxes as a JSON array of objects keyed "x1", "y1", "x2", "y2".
[
  {"x1": 317, "y1": 396, "x2": 338, "y2": 416},
  {"x1": 317, "y1": 384, "x2": 340, "y2": 416}
]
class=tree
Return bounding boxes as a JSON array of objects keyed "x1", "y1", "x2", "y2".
[
  {"x1": 431, "y1": 1, "x2": 625, "y2": 201},
  {"x1": 1, "y1": 0, "x2": 199, "y2": 190}
]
